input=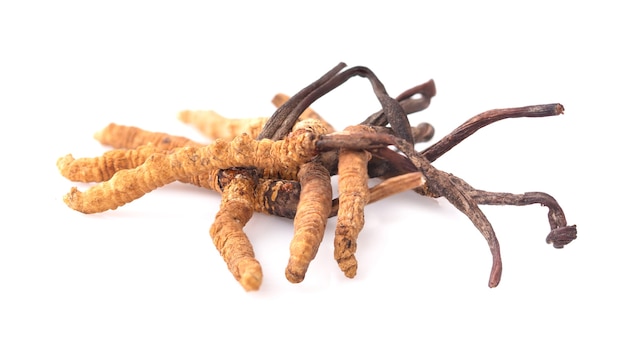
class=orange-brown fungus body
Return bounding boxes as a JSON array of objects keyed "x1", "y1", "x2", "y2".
[
  {"x1": 95, "y1": 123, "x2": 202, "y2": 149},
  {"x1": 57, "y1": 144, "x2": 163, "y2": 183},
  {"x1": 285, "y1": 161, "x2": 332, "y2": 283},
  {"x1": 178, "y1": 110, "x2": 268, "y2": 140},
  {"x1": 368, "y1": 172, "x2": 426, "y2": 204},
  {"x1": 334, "y1": 125, "x2": 374, "y2": 278},
  {"x1": 209, "y1": 168, "x2": 262, "y2": 291},
  {"x1": 63, "y1": 130, "x2": 318, "y2": 213}
]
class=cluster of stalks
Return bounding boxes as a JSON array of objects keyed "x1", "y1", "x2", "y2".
[{"x1": 57, "y1": 62, "x2": 577, "y2": 291}]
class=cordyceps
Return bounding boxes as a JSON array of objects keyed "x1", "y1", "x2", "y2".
[
  {"x1": 334, "y1": 125, "x2": 375, "y2": 278},
  {"x1": 57, "y1": 62, "x2": 577, "y2": 291}
]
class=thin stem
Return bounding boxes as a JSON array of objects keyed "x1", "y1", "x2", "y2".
[
  {"x1": 392, "y1": 138, "x2": 503, "y2": 287},
  {"x1": 360, "y1": 79, "x2": 436, "y2": 126},
  {"x1": 257, "y1": 62, "x2": 347, "y2": 140},
  {"x1": 448, "y1": 175, "x2": 577, "y2": 248},
  {"x1": 264, "y1": 65, "x2": 414, "y2": 144},
  {"x1": 422, "y1": 103, "x2": 564, "y2": 162},
  {"x1": 318, "y1": 132, "x2": 504, "y2": 287},
  {"x1": 329, "y1": 171, "x2": 425, "y2": 217}
]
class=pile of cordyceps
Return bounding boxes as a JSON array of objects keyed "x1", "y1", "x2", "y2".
[{"x1": 57, "y1": 63, "x2": 577, "y2": 291}]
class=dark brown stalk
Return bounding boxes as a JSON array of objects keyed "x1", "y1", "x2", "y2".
[
  {"x1": 448, "y1": 175, "x2": 577, "y2": 248},
  {"x1": 319, "y1": 132, "x2": 504, "y2": 286},
  {"x1": 368, "y1": 124, "x2": 435, "y2": 143},
  {"x1": 368, "y1": 103, "x2": 567, "y2": 179},
  {"x1": 411, "y1": 123, "x2": 436, "y2": 143},
  {"x1": 360, "y1": 79, "x2": 437, "y2": 126},
  {"x1": 320, "y1": 123, "x2": 434, "y2": 178},
  {"x1": 318, "y1": 66, "x2": 415, "y2": 144},
  {"x1": 369, "y1": 103, "x2": 577, "y2": 248},
  {"x1": 390, "y1": 138, "x2": 503, "y2": 287},
  {"x1": 261, "y1": 64, "x2": 414, "y2": 144},
  {"x1": 422, "y1": 104, "x2": 564, "y2": 162},
  {"x1": 257, "y1": 62, "x2": 347, "y2": 140}
]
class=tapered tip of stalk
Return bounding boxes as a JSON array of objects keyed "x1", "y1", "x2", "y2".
[
  {"x1": 336, "y1": 256, "x2": 358, "y2": 278},
  {"x1": 285, "y1": 266, "x2": 306, "y2": 284},
  {"x1": 56, "y1": 154, "x2": 75, "y2": 173},
  {"x1": 488, "y1": 263, "x2": 503, "y2": 288},
  {"x1": 413, "y1": 123, "x2": 435, "y2": 144},
  {"x1": 271, "y1": 93, "x2": 289, "y2": 108},
  {"x1": 239, "y1": 267, "x2": 263, "y2": 292},
  {"x1": 556, "y1": 103, "x2": 565, "y2": 114},
  {"x1": 423, "y1": 79, "x2": 437, "y2": 98},
  {"x1": 177, "y1": 110, "x2": 191, "y2": 122},
  {"x1": 285, "y1": 255, "x2": 314, "y2": 283},
  {"x1": 63, "y1": 187, "x2": 76, "y2": 206},
  {"x1": 63, "y1": 187, "x2": 90, "y2": 214},
  {"x1": 488, "y1": 251, "x2": 503, "y2": 288},
  {"x1": 547, "y1": 225, "x2": 577, "y2": 248},
  {"x1": 93, "y1": 129, "x2": 104, "y2": 142}
]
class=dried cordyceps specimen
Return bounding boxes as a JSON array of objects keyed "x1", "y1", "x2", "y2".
[
  {"x1": 178, "y1": 110, "x2": 269, "y2": 140},
  {"x1": 58, "y1": 62, "x2": 577, "y2": 291},
  {"x1": 62, "y1": 128, "x2": 318, "y2": 214},
  {"x1": 210, "y1": 167, "x2": 262, "y2": 291},
  {"x1": 271, "y1": 93, "x2": 336, "y2": 133},
  {"x1": 334, "y1": 125, "x2": 374, "y2": 278},
  {"x1": 95, "y1": 122, "x2": 202, "y2": 150},
  {"x1": 286, "y1": 161, "x2": 332, "y2": 283}
]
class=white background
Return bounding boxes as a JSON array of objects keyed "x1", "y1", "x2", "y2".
[{"x1": 1, "y1": 1, "x2": 624, "y2": 349}]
